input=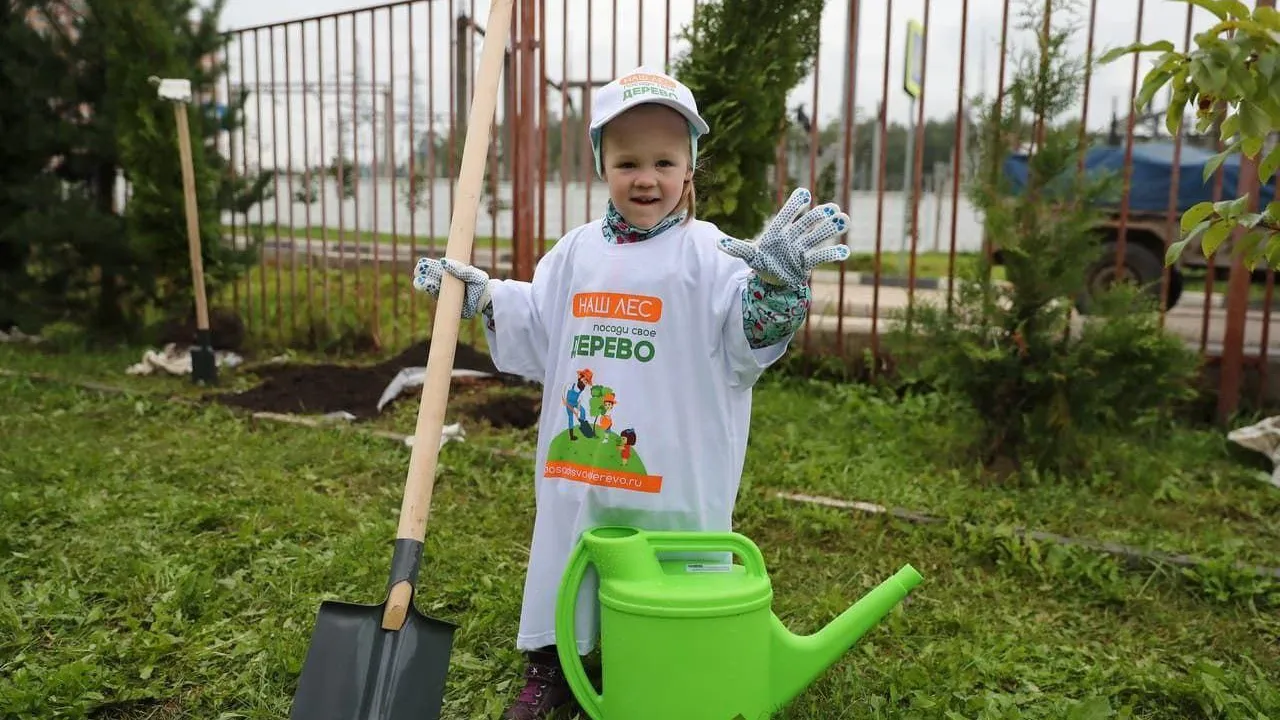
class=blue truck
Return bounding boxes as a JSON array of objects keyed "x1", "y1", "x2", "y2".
[{"x1": 1001, "y1": 140, "x2": 1278, "y2": 310}]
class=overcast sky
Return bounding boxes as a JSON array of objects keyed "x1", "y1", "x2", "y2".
[{"x1": 210, "y1": 0, "x2": 1209, "y2": 165}]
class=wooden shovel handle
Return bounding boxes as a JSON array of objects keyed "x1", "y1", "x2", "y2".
[
  {"x1": 174, "y1": 102, "x2": 210, "y2": 332},
  {"x1": 383, "y1": 0, "x2": 516, "y2": 630}
]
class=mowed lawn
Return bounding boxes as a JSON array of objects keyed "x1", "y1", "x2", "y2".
[{"x1": 2, "y1": 346, "x2": 1279, "y2": 719}]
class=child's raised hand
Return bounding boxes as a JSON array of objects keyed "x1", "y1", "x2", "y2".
[
  {"x1": 717, "y1": 187, "x2": 851, "y2": 288},
  {"x1": 412, "y1": 256, "x2": 492, "y2": 319}
]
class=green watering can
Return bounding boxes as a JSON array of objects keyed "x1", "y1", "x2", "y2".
[{"x1": 554, "y1": 526, "x2": 923, "y2": 720}]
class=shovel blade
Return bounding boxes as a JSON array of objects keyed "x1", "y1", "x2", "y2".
[{"x1": 289, "y1": 597, "x2": 457, "y2": 720}]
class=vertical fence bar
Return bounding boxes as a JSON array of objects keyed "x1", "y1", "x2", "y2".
[
  {"x1": 870, "y1": 0, "x2": 893, "y2": 364},
  {"x1": 269, "y1": 27, "x2": 283, "y2": 344},
  {"x1": 1160, "y1": 4, "x2": 1193, "y2": 327},
  {"x1": 335, "y1": 17, "x2": 347, "y2": 311},
  {"x1": 538, "y1": 0, "x2": 548, "y2": 259},
  {"x1": 802, "y1": 8, "x2": 822, "y2": 354},
  {"x1": 369, "y1": 11, "x2": 383, "y2": 346},
  {"x1": 985, "y1": 0, "x2": 1011, "y2": 269},
  {"x1": 561, "y1": 0, "x2": 569, "y2": 239},
  {"x1": 946, "y1": 0, "x2": 969, "y2": 314},
  {"x1": 255, "y1": 30, "x2": 268, "y2": 338},
  {"x1": 429, "y1": 2, "x2": 438, "y2": 259},
  {"x1": 585, "y1": 0, "x2": 593, "y2": 221},
  {"x1": 284, "y1": 23, "x2": 298, "y2": 340},
  {"x1": 1077, "y1": 0, "x2": 1097, "y2": 177},
  {"x1": 301, "y1": 22, "x2": 314, "y2": 335},
  {"x1": 316, "y1": 19, "x2": 331, "y2": 328},
  {"x1": 906, "y1": 0, "x2": 931, "y2": 320},
  {"x1": 389, "y1": 7, "x2": 400, "y2": 350},
  {"x1": 238, "y1": 36, "x2": 252, "y2": 335},
  {"x1": 664, "y1": 0, "x2": 671, "y2": 69},
  {"x1": 408, "y1": 4, "x2": 418, "y2": 330},
  {"x1": 350, "y1": 15, "x2": 363, "y2": 330},
  {"x1": 223, "y1": 36, "x2": 239, "y2": 321},
  {"x1": 1219, "y1": 0, "x2": 1276, "y2": 421},
  {"x1": 1113, "y1": 0, "x2": 1146, "y2": 287},
  {"x1": 836, "y1": 0, "x2": 860, "y2": 355}
]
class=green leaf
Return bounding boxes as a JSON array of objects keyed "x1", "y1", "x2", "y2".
[
  {"x1": 1238, "y1": 228, "x2": 1268, "y2": 270},
  {"x1": 1166, "y1": 91, "x2": 1190, "y2": 134},
  {"x1": 1202, "y1": 217, "x2": 1235, "y2": 256},
  {"x1": 1181, "y1": 201, "x2": 1217, "y2": 232},
  {"x1": 1203, "y1": 140, "x2": 1242, "y2": 183},
  {"x1": 1166, "y1": 237, "x2": 1192, "y2": 266},
  {"x1": 1256, "y1": 6, "x2": 1280, "y2": 30},
  {"x1": 1265, "y1": 200, "x2": 1280, "y2": 221},
  {"x1": 1136, "y1": 69, "x2": 1174, "y2": 109},
  {"x1": 1179, "y1": 0, "x2": 1230, "y2": 20},
  {"x1": 1260, "y1": 143, "x2": 1280, "y2": 183},
  {"x1": 1239, "y1": 102, "x2": 1272, "y2": 138},
  {"x1": 1244, "y1": 136, "x2": 1265, "y2": 158},
  {"x1": 1221, "y1": 111, "x2": 1240, "y2": 139},
  {"x1": 1221, "y1": 0, "x2": 1252, "y2": 20},
  {"x1": 1238, "y1": 212, "x2": 1265, "y2": 228},
  {"x1": 1214, "y1": 194, "x2": 1252, "y2": 221},
  {"x1": 1098, "y1": 40, "x2": 1176, "y2": 65}
]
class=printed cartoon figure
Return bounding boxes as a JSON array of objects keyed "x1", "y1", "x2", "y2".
[
  {"x1": 562, "y1": 368, "x2": 594, "y2": 440},
  {"x1": 588, "y1": 385, "x2": 617, "y2": 441},
  {"x1": 595, "y1": 392, "x2": 616, "y2": 441},
  {"x1": 618, "y1": 428, "x2": 637, "y2": 465}
]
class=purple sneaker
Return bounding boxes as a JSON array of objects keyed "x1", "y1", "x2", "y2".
[{"x1": 503, "y1": 649, "x2": 578, "y2": 719}]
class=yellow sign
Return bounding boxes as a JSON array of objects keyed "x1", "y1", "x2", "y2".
[{"x1": 904, "y1": 19, "x2": 924, "y2": 99}]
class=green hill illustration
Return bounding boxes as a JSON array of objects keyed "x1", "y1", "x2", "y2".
[{"x1": 545, "y1": 426, "x2": 646, "y2": 475}]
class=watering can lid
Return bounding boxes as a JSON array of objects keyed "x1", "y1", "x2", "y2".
[{"x1": 599, "y1": 558, "x2": 773, "y2": 617}]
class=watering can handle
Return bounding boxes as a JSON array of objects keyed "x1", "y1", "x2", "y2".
[
  {"x1": 554, "y1": 541, "x2": 605, "y2": 720},
  {"x1": 646, "y1": 531, "x2": 769, "y2": 578}
]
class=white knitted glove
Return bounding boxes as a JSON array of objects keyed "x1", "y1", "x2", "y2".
[
  {"x1": 412, "y1": 256, "x2": 492, "y2": 319},
  {"x1": 717, "y1": 187, "x2": 851, "y2": 288}
]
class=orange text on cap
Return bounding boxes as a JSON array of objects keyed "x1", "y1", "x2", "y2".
[
  {"x1": 572, "y1": 292, "x2": 663, "y2": 323},
  {"x1": 618, "y1": 72, "x2": 677, "y2": 89}
]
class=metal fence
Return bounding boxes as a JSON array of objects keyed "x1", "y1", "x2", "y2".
[{"x1": 192, "y1": 0, "x2": 1278, "y2": 413}]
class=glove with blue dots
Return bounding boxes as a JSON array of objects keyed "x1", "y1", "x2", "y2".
[
  {"x1": 412, "y1": 256, "x2": 492, "y2": 319},
  {"x1": 717, "y1": 188, "x2": 852, "y2": 288}
]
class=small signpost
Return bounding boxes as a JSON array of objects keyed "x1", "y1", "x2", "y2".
[{"x1": 899, "y1": 19, "x2": 925, "y2": 265}]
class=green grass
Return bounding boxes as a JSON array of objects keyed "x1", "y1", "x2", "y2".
[{"x1": 2, "y1": 346, "x2": 1279, "y2": 718}]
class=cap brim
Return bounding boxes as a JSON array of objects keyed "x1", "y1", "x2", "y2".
[{"x1": 592, "y1": 98, "x2": 710, "y2": 136}]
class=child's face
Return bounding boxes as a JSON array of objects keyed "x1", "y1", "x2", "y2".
[{"x1": 600, "y1": 104, "x2": 693, "y2": 229}]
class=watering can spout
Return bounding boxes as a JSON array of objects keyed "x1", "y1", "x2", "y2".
[{"x1": 768, "y1": 564, "x2": 923, "y2": 711}]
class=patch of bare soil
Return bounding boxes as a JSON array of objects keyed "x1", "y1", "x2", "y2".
[{"x1": 213, "y1": 339, "x2": 537, "y2": 426}]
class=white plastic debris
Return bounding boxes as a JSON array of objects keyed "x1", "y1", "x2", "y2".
[
  {"x1": 124, "y1": 343, "x2": 244, "y2": 376},
  {"x1": 0, "y1": 327, "x2": 41, "y2": 344},
  {"x1": 1227, "y1": 416, "x2": 1280, "y2": 489},
  {"x1": 403, "y1": 422, "x2": 467, "y2": 450},
  {"x1": 376, "y1": 366, "x2": 494, "y2": 412}
]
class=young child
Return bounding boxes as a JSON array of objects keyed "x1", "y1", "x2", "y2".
[{"x1": 412, "y1": 66, "x2": 851, "y2": 719}]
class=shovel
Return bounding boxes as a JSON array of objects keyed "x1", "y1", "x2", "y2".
[
  {"x1": 287, "y1": 0, "x2": 515, "y2": 717},
  {"x1": 151, "y1": 76, "x2": 217, "y2": 385}
]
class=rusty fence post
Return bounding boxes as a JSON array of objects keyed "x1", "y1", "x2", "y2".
[{"x1": 1217, "y1": 0, "x2": 1276, "y2": 424}]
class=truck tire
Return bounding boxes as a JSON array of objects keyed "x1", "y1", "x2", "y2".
[{"x1": 1076, "y1": 240, "x2": 1182, "y2": 314}]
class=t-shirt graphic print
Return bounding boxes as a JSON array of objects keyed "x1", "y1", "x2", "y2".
[{"x1": 543, "y1": 290, "x2": 663, "y2": 495}]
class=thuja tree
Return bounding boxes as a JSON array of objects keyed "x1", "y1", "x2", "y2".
[
  {"x1": 669, "y1": 0, "x2": 824, "y2": 238},
  {"x1": 4, "y1": 0, "x2": 270, "y2": 338},
  {"x1": 1103, "y1": 0, "x2": 1280, "y2": 268},
  {"x1": 886, "y1": 0, "x2": 1200, "y2": 476}
]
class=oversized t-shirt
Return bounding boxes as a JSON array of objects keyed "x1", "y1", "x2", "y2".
[{"x1": 483, "y1": 217, "x2": 791, "y2": 653}]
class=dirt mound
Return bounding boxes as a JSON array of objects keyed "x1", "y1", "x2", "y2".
[
  {"x1": 214, "y1": 338, "x2": 532, "y2": 421},
  {"x1": 470, "y1": 394, "x2": 541, "y2": 429}
]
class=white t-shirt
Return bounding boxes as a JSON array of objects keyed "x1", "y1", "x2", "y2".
[{"x1": 483, "y1": 217, "x2": 791, "y2": 653}]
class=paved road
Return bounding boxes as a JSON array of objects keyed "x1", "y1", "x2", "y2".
[{"x1": 233, "y1": 233, "x2": 1280, "y2": 356}]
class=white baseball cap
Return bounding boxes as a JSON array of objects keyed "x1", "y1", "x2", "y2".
[{"x1": 589, "y1": 66, "x2": 710, "y2": 177}]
